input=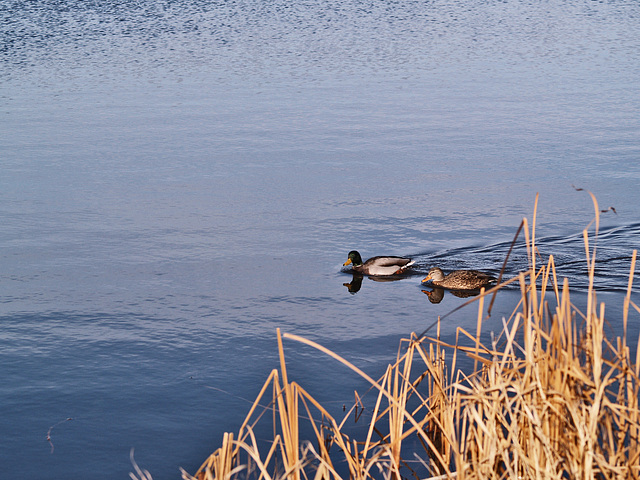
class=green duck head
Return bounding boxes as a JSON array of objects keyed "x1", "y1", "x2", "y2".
[{"x1": 343, "y1": 250, "x2": 364, "y2": 267}]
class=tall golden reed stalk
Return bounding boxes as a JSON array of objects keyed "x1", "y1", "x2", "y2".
[{"x1": 182, "y1": 193, "x2": 640, "y2": 480}]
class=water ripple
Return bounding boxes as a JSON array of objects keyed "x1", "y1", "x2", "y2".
[{"x1": 412, "y1": 222, "x2": 640, "y2": 293}]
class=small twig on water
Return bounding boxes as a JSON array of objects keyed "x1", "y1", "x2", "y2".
[
  {"x1": 572, "y1": 185, "x2": 617, "y2": 214},
  {"x1": 46, "y1": 417, "x2": 72, "y2": 453}
]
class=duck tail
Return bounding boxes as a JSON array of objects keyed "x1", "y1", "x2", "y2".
[{"x1": 394, "y1": 260, "x2": 415, "y2": 274}]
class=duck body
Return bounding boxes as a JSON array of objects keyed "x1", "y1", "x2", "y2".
[
  {"x1": 343, "y1": 250, "x2": 415, "y2": 276},
  {"x1": 422, "y1": 267, "x2": 496, "y2": 290}
]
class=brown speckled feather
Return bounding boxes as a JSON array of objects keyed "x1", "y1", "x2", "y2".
[{"x1": 423, "y1": 267, "x2": 496, "y2": 290}]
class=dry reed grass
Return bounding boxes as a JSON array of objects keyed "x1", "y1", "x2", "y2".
[{"x1": 183, "y1": 193, "x2": 640, "y2": 480}]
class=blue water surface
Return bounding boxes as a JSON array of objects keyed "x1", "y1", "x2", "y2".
[{"x1": 1, "y1": 0, "x2": 640, "y2": 478}]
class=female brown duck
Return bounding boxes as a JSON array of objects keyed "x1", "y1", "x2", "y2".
[{"x1": 421, "y1": 267, "x2": 496, "y2": 290}]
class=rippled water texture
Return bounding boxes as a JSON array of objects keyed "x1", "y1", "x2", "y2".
[{"x1": 1, "y1": 1, "x2": 640, "y2": 478}]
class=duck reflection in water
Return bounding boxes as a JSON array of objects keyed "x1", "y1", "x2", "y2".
[
  {"x1": 343, "y1": 273, "x2": 364, "y2": 294},
  {"x1": 422, "y1": 286, "x2": 445, "y2": 303},
  {"x1": 343, "y1": 272, "x2": 407, "y2": 294},
  {"x1": 421, "y1": 286, "x2": 481, "y2": 304}
]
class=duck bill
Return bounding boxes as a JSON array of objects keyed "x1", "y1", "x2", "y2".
[
  {"x1": 421, "y1": 275, "x2": 432, "y2": 283},
  {"x1": 343, "y1": 259, "x2": 353, "y2": 266}
]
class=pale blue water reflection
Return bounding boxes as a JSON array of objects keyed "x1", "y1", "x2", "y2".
[{"x1": 1, "y1": 0, "x2": 640, "y2": 478}]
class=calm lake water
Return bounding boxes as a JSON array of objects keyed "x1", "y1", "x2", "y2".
[{"x1": 2, "y1": 0, "x2": 640, "y2": 478}]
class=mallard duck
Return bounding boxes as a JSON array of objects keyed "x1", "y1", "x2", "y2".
[
  {"x1": 421, "y1": 267, "x2": 496, "y2": 290},
  {"x1": 343, "y1": 250, "x2": 415, "y2": 276}
]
